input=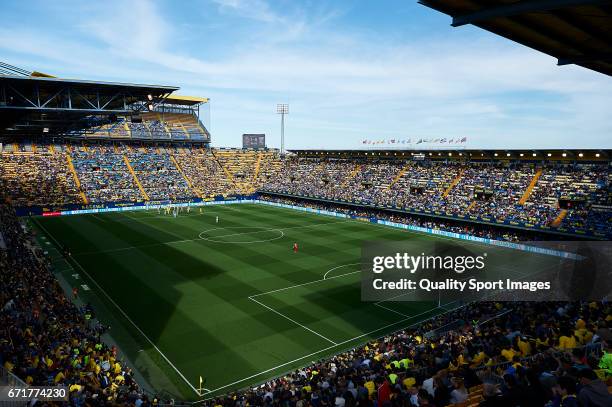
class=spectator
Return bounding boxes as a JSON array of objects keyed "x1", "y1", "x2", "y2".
[
  {"x1": 577, "y1": 368, "x2": 612, "y2": 407},
  {"x1": 556, "y1": 375, "x2": 579, "y2": 407}
]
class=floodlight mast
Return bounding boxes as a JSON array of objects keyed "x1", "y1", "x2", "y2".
[{"x1": 276, "y1": 104, "x2": 289, "y2": 155}]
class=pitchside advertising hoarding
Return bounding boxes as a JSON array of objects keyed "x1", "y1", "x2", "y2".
[{"x1": 361, "y1": 240, "x2": 611, "y2": 302}]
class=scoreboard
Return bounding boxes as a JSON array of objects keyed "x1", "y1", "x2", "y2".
[{"x1": 242, "y1": 134, "x2": 266, "y2": 149}]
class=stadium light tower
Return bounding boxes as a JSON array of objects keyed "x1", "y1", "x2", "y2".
[{"x1": 276, "y1": 103, "x2": 289, "y2": 155}]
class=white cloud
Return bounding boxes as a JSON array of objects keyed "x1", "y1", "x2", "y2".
[
  {"x1": 0, "y1": 0, "x2": 610, "y2": 149},
  {"x1": 212, "y1": 0, "x2": 284, "y2": 23}
]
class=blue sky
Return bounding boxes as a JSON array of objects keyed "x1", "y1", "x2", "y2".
[{"x1": 1, "y1": 0, "x2": 611, "y2": 149}]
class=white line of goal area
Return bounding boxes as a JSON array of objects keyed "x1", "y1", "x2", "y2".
[{"x1": 34, "y1": 219, "x2": 209, "y2": 397}]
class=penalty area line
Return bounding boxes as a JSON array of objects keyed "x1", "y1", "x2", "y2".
[
  {"x1": 204, "y1": 302, "x2": 453, "y2": 396},
  {"x1": 251, "y1": 266, "x2": 361, "y2": 299},
  {"x1": 248, "y1": 296, "x2": 338, "y2": 345}
]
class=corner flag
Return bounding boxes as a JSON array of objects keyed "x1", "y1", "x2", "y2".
[{"x1": 199, "y1": 376, "x2": 205, "y2": 395}]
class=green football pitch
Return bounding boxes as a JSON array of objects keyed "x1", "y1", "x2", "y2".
[{"x1": 30, "y1": 203, "x2": 553, "y2": 400}]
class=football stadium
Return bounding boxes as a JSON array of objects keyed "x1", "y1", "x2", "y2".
[{"x1": 1, "y1": 1, "x2": 612, "y2": 406}]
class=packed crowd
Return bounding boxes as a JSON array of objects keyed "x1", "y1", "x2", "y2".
[
  {"x1": 72, "y1": 146, "x2": 143, "y2": 203},
  {"x1": 259, "y1": 195, "x2": 549, "y2": 242},
  {"x1": 145, "y1": 120, "x2": 168, "y2": 138},
  {"x1": 128, "y1": 122, "x2": 151, "y2": 139},
  {"x1": 1, "y1": 145, "x2": 610, "y2": 236},
  {"x1": 1, "y1": 146, "x2": 611, "y2": 407},
  {"x1": 0, "y1": 203, "x2": 159, "y2": 405},
  {"x1": 201, "y1": 301, "x2": 611, "y2": 407},
  {"x1": 262, "y1": 158, "x2": 611, "y2": 236},
  {"x1": 212, "y1": 149, "x2": 283, "y2": 194},
  {"x1": 175, "y1": 149, "x2": 242, "y2": 197},
  {"x1": 139, "y1": 113, "x2": 208, "y2": 141},
  {"x1": 127, "y1": 150, "x2": 193, "y2": 200},
  {"x1": 88, "y1": 113, "x2": 208, "y2": 141},
  {"x1": 0, "y1": 151, "x2": 82, "y2": 206}
]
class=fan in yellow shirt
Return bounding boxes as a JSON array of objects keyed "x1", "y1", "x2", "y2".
[
  {"x1": 364, "y1": 380, "x2": 375, "y2": 396},
  {"x1": 517, "y1": 337, "x2": 531, "y2": 356},
  {"x1": 558, "y1": 334, "x2": 577, "y2": 350},
  {"x1": 3, "y1": 360, "x2": 14, "y2": 372},
  {"x1": 402, "y1": 376, "x2": 416, "y2": 389},
  {"x1": 471, "y1": 350, "x2": 487, "y2": 367},
  {"x1": 54, "y1": 370, "x2": 65, "y2": 383},
  {"x1": 501, "y1": 346, "x2": 516, "y2": 362}
]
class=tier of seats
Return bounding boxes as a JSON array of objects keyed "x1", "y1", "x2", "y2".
[
  {"x1": 262, "y1": 158, "x2": 611, "y2": 236},
  {"x1": 174, "y1": 148, "x2": 241, "y2": 198},
  {"x1": 1, "y1": 145, "x2": 610, "y2": 236},
  {"x1": 84, "y1": 113, "x2": 208, "y2": 141},
  {"x1": 126, "y1": 148, "x2": 193, "y2": 200},
  {"x1": 0, "y1": 151, "x2": 81, "y2": 206},
  {"x1": 70, "y1": 146, "x2": 142, "y2": 203}
]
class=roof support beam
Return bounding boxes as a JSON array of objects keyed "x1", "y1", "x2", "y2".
[
  {"x1": 557, "y1": 52, "x2": 612, "y2": 65},
  {"x1": 552, "y1": 9, "x2": 612, "y2": 47},
  {"x1": 447, "y1": 0, "x2": 612, "y2": 27}
]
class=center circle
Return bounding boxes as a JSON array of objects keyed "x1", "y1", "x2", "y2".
[{"x1": 198, "y1": 227, "x2": 285, "y2": 244}]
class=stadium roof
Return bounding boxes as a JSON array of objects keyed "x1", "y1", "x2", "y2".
[
  {"x1": 419, "y1": 0, "x2": 612, "y2": 77},
  {"x1": 164, "y1": 95, "x2": 209, "y2": 105},
  {"x1": 0, "y1": 74, "x2": 179, "y2": 137},
  {"x1": 0, "y1": 74, "x2": 179, "y2": 95}
]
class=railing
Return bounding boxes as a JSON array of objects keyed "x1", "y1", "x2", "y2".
[
  {"x1": 0, "y1": 365, "x2": 27, "y2": 387},
  {"x1": 423, "y1": 307, "x2": 512, "y2": 340},
  {"x1": 0, "y1": 365, "x2": 29, "y2": 407},
  {"x1": 424, "y1": 318, "x2": 466, "y2": 340},
  {"x1": 474, "y1": 343, "x2": 604, "y2": 375}
]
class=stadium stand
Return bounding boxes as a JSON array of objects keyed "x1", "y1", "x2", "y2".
[
  {"x1": 212, "y1": 149, "x2": 264, "y2": 194},
  {"x1": 0, "y1": 203, "x2": 154, "y2": 405},
  {"x1": 261, "y1": 157, "x2": 611, "y2": 238},
  {"x1": 198, "y1": 301, "x2": 611, "y2": 407},
  {"x1": 140, "y1": 112, "x2": 208, "y2": 141},
  {"x1": 1, "y1": 146, "x2": 611, "y2": 406},
  {"x1": 2, "y1": 2, "x2": 611, "y2": 402},
  {"x1": 0, "y1": 149, "x2": 82, "y2": 207},
  {"x1": 84, "y1": 113, "x2": 208, "y2": 142},
  {"x1": 1, "y1": 146, "x2": 611, "y2": 237},
  {"x1": 70, "y1": 145, "x2": 143, "y2": 204},
  {"x1": 126, "y1": 148, "x2": 192, "y2": 201},
  {"x1": 174, "y1": 148, "x2": 242, "y2": 198}
]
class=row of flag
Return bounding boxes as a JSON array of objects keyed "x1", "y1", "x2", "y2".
[{"x1": 362, "y1": 137, "x2": 467, "y2": 145}]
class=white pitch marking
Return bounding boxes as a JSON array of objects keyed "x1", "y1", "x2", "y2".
[
  {"x1": 248, "y1": 296, "x2": 337, "y2": 345},
  {"x1": 203, "y1": 304, "x2": 458, "y2": 396},
  {"x1": 75, "y1": 219, "x2": 348, "y2": 255},
  {"x1": 323, "y1": 263, "x2": 361, "y2": 280},
  {"x1": 374, "y1": 302, "x2": 411, "y2": 317},
  {"x1": 198, "y1": 227, "x2": 285, "y2": 244},
  {"x1": 34, "y1": 219, "x2": 207, "y2": 396},
  {"x1": 251, "y1": 269, "x2": 361, "y2": 299}
]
